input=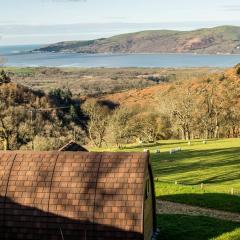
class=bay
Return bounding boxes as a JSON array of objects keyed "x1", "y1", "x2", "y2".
[{"x1": 1, "y1": 45, "x2": 240, "y2": 68}]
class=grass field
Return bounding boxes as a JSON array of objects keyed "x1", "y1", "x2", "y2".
[
  {"x1": 95, "y1": 138, "x2": 240, "y2": 240},
  {"x1": 117, "y1": 138, "x2": 240, "y2": 212},
  {"x1": 157, "y1": 214, "x2": 240, "y2": 240}
]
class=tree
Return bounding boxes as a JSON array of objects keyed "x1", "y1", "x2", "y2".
[
  {"x1": 235, "y1": 64, "x2": 240, "y2": 76},
  {"x1": 0, "y1": 70, "x2": 11, "y2": 84},
  {"x1": 69, "y1": 105, "x2": 78, "y2": 121},
  {"x1": 0, "y1": 105, "x2": 27, "y2": 150},
  {"x1": 198, "y1": 84, "x2": 223, "y2": 139},
  {"x1": 82, "y1": 99, "x2": 110, "y2": 148},
  {"x1": 159, "y1": 84, "x2": 197, "y2": 140},
  {"x1": 48, "y1": 88, "x2": 72, "y2": 106},
  {"x1": 107, "y1": 106, "x2": 141, "y2": 147},
  {"x1": 138, "y1": 112, "x2": 172, "y2": 142}
]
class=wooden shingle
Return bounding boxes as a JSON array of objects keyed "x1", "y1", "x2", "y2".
[{"x1": 0, "y1": 151, "x2": 155, "y2": 240}]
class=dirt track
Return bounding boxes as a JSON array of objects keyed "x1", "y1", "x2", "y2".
[{"x1": 157, "y1": 200, "x2": 240, "y2": 223}]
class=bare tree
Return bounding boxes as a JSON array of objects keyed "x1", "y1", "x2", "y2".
[
  {"x1": 107, "y1": 106, "x2": 140, "y2": 147},
  {"x1": 82, "y1": 99, "x2": 110, "y2": 148},
  {"x1": 159, "y1": 84, "x2": 197, "y2": 140}
]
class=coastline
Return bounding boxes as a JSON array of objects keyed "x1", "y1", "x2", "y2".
[
  {"x1": 1, "y1": 46, "x2": 240, "y2": 68},
  {"x1": 30, "y1": 51, "x2": 240, "y2": 56}
]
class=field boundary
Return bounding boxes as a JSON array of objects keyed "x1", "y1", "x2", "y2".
[
  {"x1": 155, "y1": 179, "x2": 240, "y2": 196},
  {"x1": 157, "y1": 200, "x2": 240, "y2": 223}
]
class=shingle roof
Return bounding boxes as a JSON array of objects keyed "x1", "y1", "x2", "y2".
[
  {"x1": 0, "y1": 151, "x2": 150, "y2": 240},
  {"x1": 58, "y1": 140, "x2": 88, "y2": 152}
]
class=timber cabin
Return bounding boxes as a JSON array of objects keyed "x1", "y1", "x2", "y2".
[{"x1": 0, "y1": 148, "x2": 156, "y2": 240}]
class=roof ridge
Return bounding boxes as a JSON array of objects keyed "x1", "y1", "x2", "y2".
[{"x1": 0, "y1": 151, "x2": 148, "y2": 155}]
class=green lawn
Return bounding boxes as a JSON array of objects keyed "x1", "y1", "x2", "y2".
[
  {"x1": 157, "y1": 214, "x2": 240, "y2": 240},
  {"x1": 99, "y1": 138, "x2": 240, "y2": 213},
  {"x1": 94, "y1": 138, "x2": 240, "y2": 239},
  {"x1": 124, "y1": 139, "x2": 240, "y2": 191},
  {"x1": 151, "y1": 139, "x2": 240, "y2": 213},
  {"x1": 155, "y1": 182, "x2": 240, "y2": 213}
]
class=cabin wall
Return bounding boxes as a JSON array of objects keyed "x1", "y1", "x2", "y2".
[{"x1": 143, "y1": 167, "x2": 154, "y2": 240}]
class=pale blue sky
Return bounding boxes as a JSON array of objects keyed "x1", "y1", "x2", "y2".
[{"x1": 1, "y1": 0, "x2": 240, "y2": 45}]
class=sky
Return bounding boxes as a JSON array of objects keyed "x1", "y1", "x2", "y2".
[{"x1": 0, "y1": 0, "x2": 240, "y2": 45}]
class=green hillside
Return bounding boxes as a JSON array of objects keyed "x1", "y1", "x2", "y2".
[
  {"x1": 95, "y1": 138, "x2": 240, "y2": 240},
  {"x1": 93, "y1": 138, "x2": 240, "y2": 212},
  {"x1": 36, "y1": 25, "x2": 240, "y2": 54}
]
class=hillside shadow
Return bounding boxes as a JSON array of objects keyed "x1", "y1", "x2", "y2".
[
  {"x1": 97, "y1": 99, "x2": 119, "y2": 109},
  {"x1": 157, "y1": 193, "x2": 240, "y2": 213},
  {"x1": 123, "y1": 142, "x2": 161, "y2": 150},
  {"x1": 0, "y1": 196, "x2": 142, "y2": 240},
  {"x1": 151, "y1": 146, "x2": 240, "y2": 184},
  {"x1": 123, "y1": 140, "x2": 194, "y2": 150},
  {"x1": 123, "y1": 139, "x2": 222, "y2": 151},
  {"x1": 157, "y1": 213, "x2": 240, "y2": 240}
]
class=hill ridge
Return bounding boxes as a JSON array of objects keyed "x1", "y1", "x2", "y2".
[{"x1": 35, "y1": 25, "x2": 240, "y2": 54}]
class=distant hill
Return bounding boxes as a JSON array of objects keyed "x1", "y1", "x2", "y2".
[
  {"x1": 97, "y1": 64, "x2": 240, "y2": 107},
  {"x1": 35, "y1": 26, "x2": 240, "y2": 54}
]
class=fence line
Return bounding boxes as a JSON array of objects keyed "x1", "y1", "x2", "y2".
[{"x1": 155, "y1": 178, "x2": 240, "y2": 196}]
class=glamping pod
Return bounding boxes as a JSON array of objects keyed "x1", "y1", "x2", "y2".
[{"x1": 0, "y1": 151, "x2": 156, "y2": 240}]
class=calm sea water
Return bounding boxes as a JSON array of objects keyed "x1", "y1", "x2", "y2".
[{"x1": 1, "y1": 45, "x2": 240, "y2": 68}]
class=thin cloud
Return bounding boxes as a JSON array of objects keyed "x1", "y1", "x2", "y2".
[
  {"x1": 42, "y1": 0, "x2": 87, "y2": 2},
  {"x1": 222, "y1": 5, "x2": 240, "y2": 12},
  {"x1": 105, "y1": 17, "x2": 127, "y2": 21}
]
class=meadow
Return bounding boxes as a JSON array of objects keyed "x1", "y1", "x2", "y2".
[
  {"x1": 96, "y1": 138, "x2": 240, "y2": 240},
  {"x1": 121, "y1": 139, "x2": 240, "y2": 206}
]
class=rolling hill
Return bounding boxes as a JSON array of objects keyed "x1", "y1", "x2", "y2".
[
  {"x1": 36, "y1": 26, "x2": 240, "y2": 54},
  {"x1": 97, "y1": 64, "x2": 240, "y2": 107}
]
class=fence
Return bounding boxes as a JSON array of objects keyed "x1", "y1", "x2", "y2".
[{"x1": 154, "y1": 178, "x2": 240, "y2": 196}]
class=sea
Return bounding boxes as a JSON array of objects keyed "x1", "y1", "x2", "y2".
[{"x1": 0, "y1": 45, "x2": 240, "y2": 68}]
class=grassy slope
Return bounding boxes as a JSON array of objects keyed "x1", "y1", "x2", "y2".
[
  {"x1": 126, "y1": 139, "x2": 240, "y2": 212},
  {"x1": 95, "y1": 138, "x2": 240, "y2": 239},
  {"x1": 95, "y1": 138, "x2": 240, "y2": 213}
]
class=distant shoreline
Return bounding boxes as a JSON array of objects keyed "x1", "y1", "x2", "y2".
[
  {"x1": 2, "y1": 45, "x2": 239, "y2": 68},
  {"x1": 30, "y1": 51, "x2": 240, "y2": 56}
]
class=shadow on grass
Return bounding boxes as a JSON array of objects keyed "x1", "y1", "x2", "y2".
[
  {"x1": 123, "y1": 142, "x2": 162, "y2": 150},
  {"x1": 151, "y1": 146, "x2": 240, "y2": 184},
  {"x1": 157, "y1": 193, "x2": 240, "y2": 213},
  {"x1": 157, "y1": 214, "x2": 240, "y2": 240},
  {"x1": 122, "y1": 140, "x2": 192, "y2": 150},
  {"x1": 123, "y1": 139, "x2": 223, "y2": 151}
]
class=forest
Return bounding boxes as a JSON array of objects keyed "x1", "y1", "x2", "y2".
[{"x1": 0, "y1": 64, "x2": 239, "y2": 150}]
